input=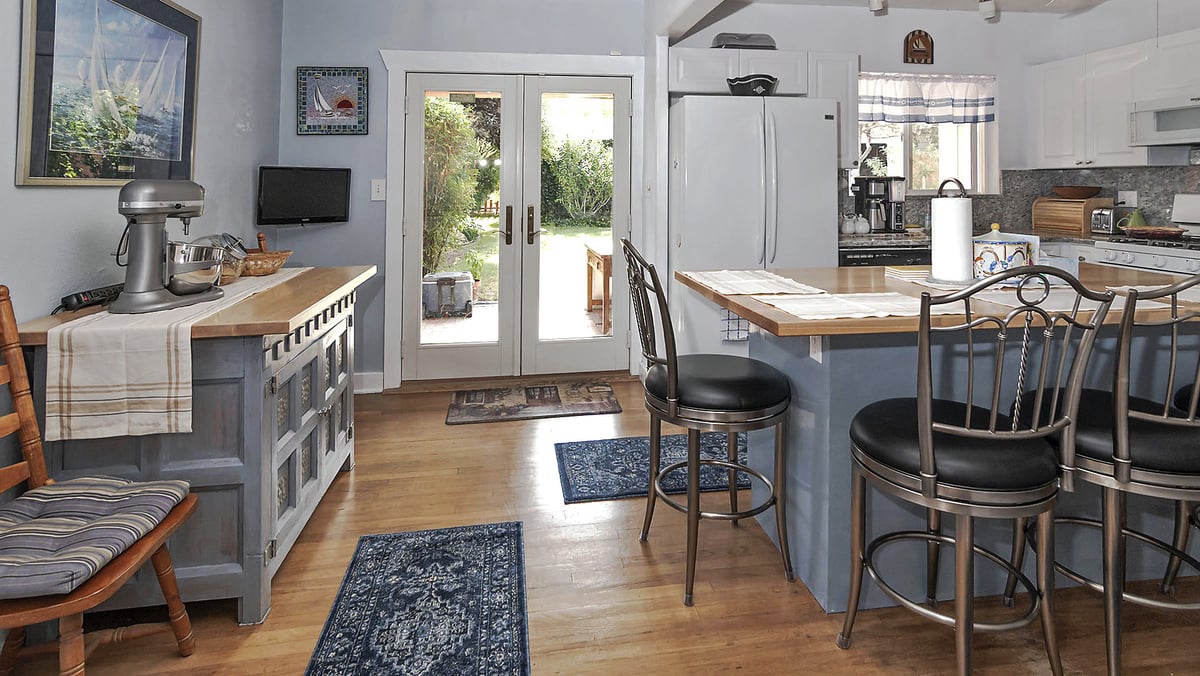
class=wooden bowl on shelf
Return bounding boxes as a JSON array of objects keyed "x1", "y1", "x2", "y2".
[{"x1": 1051, "y1": 185, "x2": 1102, "y2": 199}]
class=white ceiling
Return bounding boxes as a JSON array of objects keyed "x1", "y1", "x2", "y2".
[{"x1": 748, "y1": 0, "x2": 1109, "y2": 12}]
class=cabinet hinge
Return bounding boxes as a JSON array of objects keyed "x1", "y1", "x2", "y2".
[
  {"x1": 266, "y1": 376, "x2": 277, "y2": 397},
  {"x1": 347, "y1": 424, "x2": 354, "y2": 440},
  {"x1": 265, "y1": 538, "x2": 277, "y2": 562}
]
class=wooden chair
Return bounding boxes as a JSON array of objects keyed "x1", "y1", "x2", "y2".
[{"x1": 0, "y1": 285, "x2": 197, "y2": 675}]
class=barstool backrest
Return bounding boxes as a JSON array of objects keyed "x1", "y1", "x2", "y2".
[
  {"x1": 622, "y1": 239, "x2": 679, "y2": 406},
  {"x1": 1110, "y1": 272, "x2": 1200, "y2": 483},
  {"x1": 916, "y1": 266, "x2": 1115, "y2": 496}
]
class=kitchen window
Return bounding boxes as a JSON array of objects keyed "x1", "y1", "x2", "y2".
[{"x1": 854, "y1": 72, "x2": 1000, "y2": 195}]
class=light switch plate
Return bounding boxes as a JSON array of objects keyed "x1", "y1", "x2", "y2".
[
  {"x1": 370, "y1": 179, "x2": 386, "y2": 201},
  {"x1": 1117, "y1": 190, "x2": 1137, "y2": 208}
]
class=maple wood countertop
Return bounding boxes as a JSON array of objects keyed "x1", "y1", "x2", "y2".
[
  {"x1": 18, "y1": 266, "x2": 377, "y2": 346},
  {"x1": 675, "y1": 263, "x2": 1180, "y2": 338}
]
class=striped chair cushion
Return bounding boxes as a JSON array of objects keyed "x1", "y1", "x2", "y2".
[{"x1": 0, "y1": 476, "x2": 189, "y2": 599}]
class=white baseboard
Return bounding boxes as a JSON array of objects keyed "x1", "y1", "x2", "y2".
[{"x1": 354, "y1": 371, "x2": 384, "y2": 394}]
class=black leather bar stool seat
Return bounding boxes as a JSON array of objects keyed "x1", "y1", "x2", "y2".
[
  {"x1": 851, "y1": 399, "x2": 1060, "y2": 492},
  {"x1": 622, "y1": 239, "x2": 796, "y2": 607},
  {"x1": 645, "y1": 355, "x2": 790, "y2": 413},
  {"x1": 1071, "y1": 389, "x2": 1200, "y2": 474}
]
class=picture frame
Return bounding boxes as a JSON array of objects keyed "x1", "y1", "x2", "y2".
[
  {"x1": 16, "y1": 0, "x2": 201, "y2": 186},
  {"x1": 296, "y1": 66, "x2": 368, "y2": 135}
]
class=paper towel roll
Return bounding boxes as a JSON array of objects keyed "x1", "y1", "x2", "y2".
[{"x1": 931, "y1": 197, "x2": 974, "y2": 283}]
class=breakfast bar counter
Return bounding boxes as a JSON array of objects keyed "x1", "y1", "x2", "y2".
[
  {"x1": 18, "y1": 265, "x2": 375, "y2": 624},
  {"x1": 676, "y1": 263, "x2": 1200, "y2": 612}
]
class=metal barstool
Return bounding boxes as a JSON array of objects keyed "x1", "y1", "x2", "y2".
[
  {"x1": 1036, "y1": 274, "x2": 1200, "y2": 675},
  {"x1": 621, "y1": 239, "x2": 794, "y2": 606},
  {"x1": 835, "y1": 266, "x2": 1115, "y2": 675}
]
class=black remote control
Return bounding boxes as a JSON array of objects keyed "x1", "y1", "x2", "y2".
[{"x1": 61, "y1": 283, "x2": 124, "y2": 312}]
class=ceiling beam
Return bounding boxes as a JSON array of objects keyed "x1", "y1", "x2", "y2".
[{"x1": 659, "y1": 0, "x2": 728, "y2": 39}]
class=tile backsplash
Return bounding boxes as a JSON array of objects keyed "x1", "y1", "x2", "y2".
[{"x1": 842, "y1": 166, "x2": 1200, "y2": 236}]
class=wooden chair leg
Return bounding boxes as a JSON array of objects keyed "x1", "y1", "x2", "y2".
[
  {"x1": 152, "y1": 545, "x2": 195, "y2": 657},
  {"x1": 59, "y1": 613, "x2": 84, "y2": 676},
  {"x1": 0, "y1": 627, "x2": 25, "y2": 676}
]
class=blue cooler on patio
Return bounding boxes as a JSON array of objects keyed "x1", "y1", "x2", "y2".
[{"x1": 422, "y1": 271, "x2": 474, "y2": 318}]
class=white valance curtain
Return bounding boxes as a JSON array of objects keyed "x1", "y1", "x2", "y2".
[{"x1": 858, "y1": 73, "x2": 996, "y2": 124}]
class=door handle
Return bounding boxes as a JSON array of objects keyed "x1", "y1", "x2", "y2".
[
  {"x1": 504, "y1": 205, "x2": 513, "y2": 245},
  {"x1": 526, "y1": 205, "x2": 542, "y2": 245}
]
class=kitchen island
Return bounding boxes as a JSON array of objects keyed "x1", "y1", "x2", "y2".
[
  {"x1": 676, "y1": 263, "x2": 1200, "y2": 612},
  {"x1": 19, "y1": 266, "x2": 375, "y2": 624}
]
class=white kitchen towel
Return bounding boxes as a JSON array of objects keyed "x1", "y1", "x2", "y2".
[{"x1": 44, "y1": 268, "x2": 308, "y2": 441}]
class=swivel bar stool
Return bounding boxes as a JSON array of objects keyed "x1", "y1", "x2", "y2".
[
  {"x1": 621, "y1": 239, "x2": 794, "y2": 606},
  {"x1": 1044, "y1": 274, "x2": 1200, "y2": 675},
  {"x1": 836, "y1": 266, "x2": 1114, "y2": 675}
]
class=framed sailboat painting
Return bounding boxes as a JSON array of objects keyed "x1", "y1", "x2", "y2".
[
  {"x1": 16, "y1": 0, "x2": 200, "y2": 185},
  {"x1": 296, "y1": 66, "x2": 368, "y2": 135}
]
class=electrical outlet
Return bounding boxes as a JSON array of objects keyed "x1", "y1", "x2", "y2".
[
  {"x1": 1117, "y1": 190, "x2": 1138, "y2": 207},
  {"x1": 370, "y1": 179, "x2": 386, "y2": 201}
]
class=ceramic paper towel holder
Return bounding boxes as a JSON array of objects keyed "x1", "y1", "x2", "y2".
[{"x1": 929, "y1": 178, "x2": 977, "y2": 285}]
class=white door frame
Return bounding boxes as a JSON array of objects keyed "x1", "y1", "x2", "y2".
[{"x1": 380, "y1": 50, "x2": 645, "y2": 390}]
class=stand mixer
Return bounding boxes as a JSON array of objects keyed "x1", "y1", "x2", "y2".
[{"x1": 109, "y1": 179, "x2": 225, "y2": 314}]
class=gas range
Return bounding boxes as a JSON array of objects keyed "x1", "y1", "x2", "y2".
[{"x1": 1092, "y1": 237, "x2": 1200, "y2": 274}]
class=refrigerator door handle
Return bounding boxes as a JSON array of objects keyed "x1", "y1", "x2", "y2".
[
  {"x1": 756, "y1": 109, "x2": 766, "y2": 265},
  {"x1": 766, "y1": 110, "x2": 780, "y2": 264}
]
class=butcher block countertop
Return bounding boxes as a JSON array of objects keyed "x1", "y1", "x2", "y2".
[
  {"x1": 19, "y1": 265, "x2": 376, "y2": 346},
  {"x1": 675, "y1": 263, "x2": 1181, "y2": 338}
]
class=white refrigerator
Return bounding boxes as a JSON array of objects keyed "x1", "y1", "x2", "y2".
[{"x1": 668, "y1": 95, "x2": 839, "y2": 356}]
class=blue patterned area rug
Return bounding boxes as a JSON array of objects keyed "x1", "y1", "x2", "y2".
[
  {"x1": 554, "y1": 432, "x2": 750, "y2": 504},
  {"x1": 306, "y1": 522, "x2": 529, "y2": 675}
]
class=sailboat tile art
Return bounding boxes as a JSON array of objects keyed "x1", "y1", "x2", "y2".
[{"x1": 296, "y1": 66, "x2": 368, "y2": 135}]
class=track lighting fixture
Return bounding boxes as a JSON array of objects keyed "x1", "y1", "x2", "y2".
[
  {"x1": 979, "y1": 0, "x2": 997, "y2": 20},
  {"x1": 868, "y1": 0, "x2": 885, "y2": 13}
]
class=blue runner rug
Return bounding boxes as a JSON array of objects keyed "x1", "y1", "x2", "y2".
[
  {"x1": 554, "y1": 432, "x2": 750, "y2": 504},
  {"x1": 306, "y1": 522, "x2": 530, "y2": 675}
]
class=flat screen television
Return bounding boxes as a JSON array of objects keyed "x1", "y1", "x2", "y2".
[{"x1": 257, "y1": 166, "x2": 351, "y2": 225}]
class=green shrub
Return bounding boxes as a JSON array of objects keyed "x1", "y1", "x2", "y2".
[
  {"x1": 547, "y1": 138, "x2": 612, "y2": 224},
  {"x1": 422, "y1": 97, "x2": 479, "y2": 275}
]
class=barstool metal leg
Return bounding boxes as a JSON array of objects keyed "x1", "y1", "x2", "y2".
[
  {"x1": 954, "y1": 513, "x2": 975, "y2": 676},
  {"x1": 925, "y1": 509, "x2": 942, "y2": 607},
  {"x1": 836, "y1": 465, "x2": 867, "y2": 650},
  {"x1": 1161, "y1": 499, "x2": 1192, "y2": 595},
  {"x1": 683, "y1": 428, "x2": 701, "y2": 606},
  {"x1": 727, "y1": 431, "x2": 740, "y2": 526},
  {"x1": 1102, "y1": 486, "x2": 1126, "y2": 676},
  {"x1": 640, "y1": 415, "x2": 662, "y2": 542},
  {"x1": 1036, "y1": 510, "x2": 1063, "y2": 676},
  {"x1": 773, "y1": 417, "x2": 794, "y2": 581},
  {"x1": 1002, "y1": 516, "x2": 1029, "y2": 608}
]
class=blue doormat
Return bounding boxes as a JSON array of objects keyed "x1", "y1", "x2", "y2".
[
  {"x1": 306, "y1": 522, "x2": 529, "y2": 675},
  {"x1": 554, "y1": 432, "x2": 750, "y2": 504}
]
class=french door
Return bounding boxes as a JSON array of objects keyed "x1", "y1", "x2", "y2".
[{"x1": 401, "y1": 73, "x2": 631, "y2": 381}]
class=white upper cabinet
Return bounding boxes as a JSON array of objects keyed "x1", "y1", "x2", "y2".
[
  {"x1": 668, "y1": 47, "x2": 808, "y2": 95},
  {"x1": 808, "y1": 52, "x2": 860, "y2": 170},
  {"x1": 1029, "y1": 41, "x2": 1150, "y2": 169},
  {"x1": 1134, "y1": 28, "x2": 1200, "y2": 101}
]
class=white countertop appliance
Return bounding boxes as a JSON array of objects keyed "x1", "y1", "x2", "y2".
[
  {"x1": 668, "y1": 94, "x2": 838, "y2": 356},
  {"x1": 1090, "y1": 194, "x2": 1200, "y2": 274}
]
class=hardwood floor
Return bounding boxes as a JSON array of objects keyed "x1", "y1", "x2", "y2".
[{"x1": 27, "y1": 379, "x2": 1200, "y2": 674}]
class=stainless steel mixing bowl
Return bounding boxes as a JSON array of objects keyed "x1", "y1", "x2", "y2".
[{"x1": 165, "y1": 242, "x2": 224, "y2": 295}]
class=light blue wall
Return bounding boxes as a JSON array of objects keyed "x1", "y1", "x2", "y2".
[
  {"x1": 0, "y1": 0, "x2": 284, "y2": 323},
  {"x1": 274, "y1": 0, "x2": 645, "y2": 376}
]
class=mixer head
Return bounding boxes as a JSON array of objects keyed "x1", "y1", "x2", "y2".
[{"x1": 118, "y1": 179, "x2": 205, "y2": 223}]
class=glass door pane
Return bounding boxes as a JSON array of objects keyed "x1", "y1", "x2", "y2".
[
  {"x1": 418, "y1": 89, "x2": 503, "y2": 346},
  {"x1": 537, "y1": 92, "x2": 616, "y2": 340}
]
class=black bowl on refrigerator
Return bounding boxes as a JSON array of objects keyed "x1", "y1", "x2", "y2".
[{"x1": 727, "y1": 74, "x2": 778, "y2": 96}]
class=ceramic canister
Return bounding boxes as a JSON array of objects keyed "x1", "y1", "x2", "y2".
[{"x1": 973, "y1": 238, "x2": 1031, "y2": 278}]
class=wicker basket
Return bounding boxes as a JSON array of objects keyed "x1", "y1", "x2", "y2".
[{"x1": 241, "y1": 250, "x2": 291, "y2": 276}]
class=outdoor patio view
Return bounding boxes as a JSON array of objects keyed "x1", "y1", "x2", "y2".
[{"x1": 420, "y1": 89, "x2": 615, "y2": 345}]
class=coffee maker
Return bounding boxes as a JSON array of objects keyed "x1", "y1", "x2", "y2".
[{"x1": 851, "y1": 176, "x2": 906, "y2": 232}]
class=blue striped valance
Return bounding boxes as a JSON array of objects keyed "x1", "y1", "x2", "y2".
[{"x1": 859, "y1": 72, "x2": 996, "y2": 124}]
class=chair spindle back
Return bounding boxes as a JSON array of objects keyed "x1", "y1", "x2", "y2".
[{"x1": 0, "y1": 286, "x2": 51, "y2": 494}]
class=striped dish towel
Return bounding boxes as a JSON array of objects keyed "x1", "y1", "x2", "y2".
[{"x1": 44, "y1": 268, "x2": 308, "y2": 441}]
